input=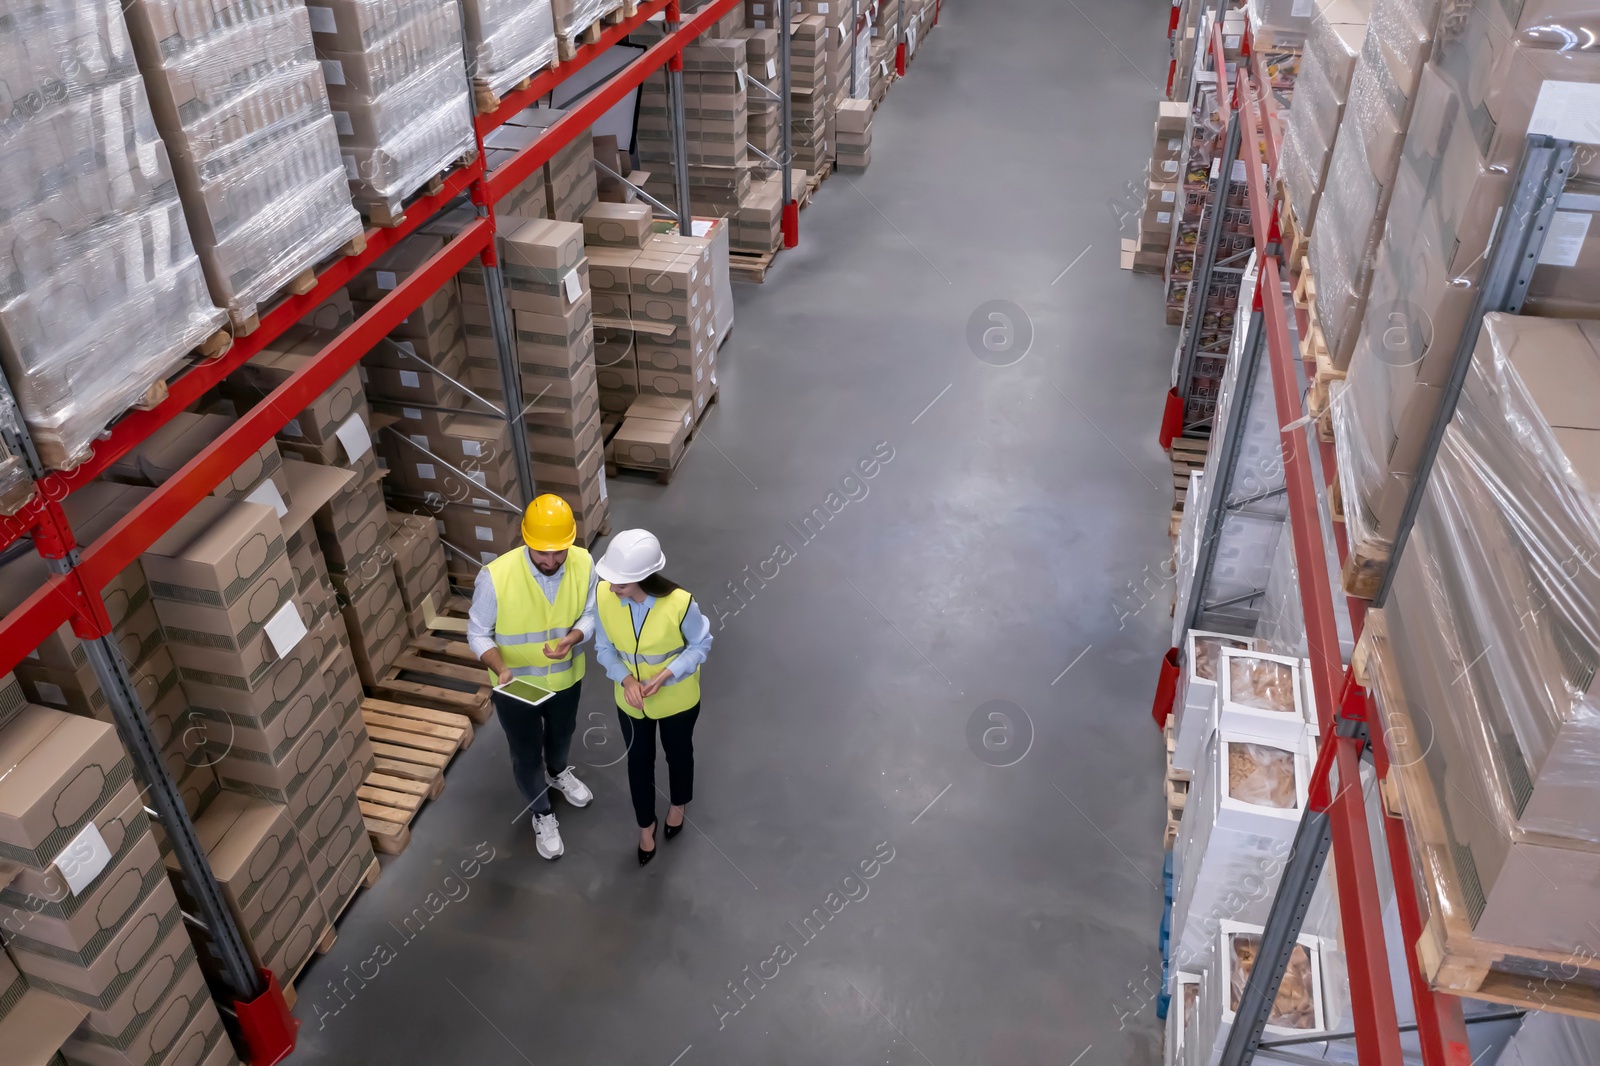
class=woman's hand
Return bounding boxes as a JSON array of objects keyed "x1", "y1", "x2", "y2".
[
  {"x1": 622, "y1": 675, "x2": 646, "y2": 710},
  {"x1": 639, "y1": 673, "x2": 670, "y2": 700}
]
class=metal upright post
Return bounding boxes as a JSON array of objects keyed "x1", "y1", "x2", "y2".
[
  {"x1": 478, "y1": 251, "x2": 537, "y2": 508},
  {"x1": 1371, "y1": 134, "x2": 1575, "y2": 605},
  {"x1": 895, "y1": 0, "x2": 906, "y2": 75},
  {"x1": 1173, "y1": 107, "x2": 1240, "y2": 428},
  {"x1": 779, "y1": 0, "x2": 798, "y2": 247},
  {"x1": 850, "y1": 0, "x2": 860, "y2": 97},
  {"x1": 664, "y1": 1, "x2": 695, "y2": 235}
]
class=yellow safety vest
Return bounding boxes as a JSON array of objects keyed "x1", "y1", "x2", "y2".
[
  {"x1": 486, "y1": 546, "x2": 592, "y2": 690},
  {"x1": 597, "y1": 583, "x2": 701, "y2": 719}
]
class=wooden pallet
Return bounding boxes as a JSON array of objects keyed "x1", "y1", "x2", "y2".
[
  {"x1": 280, "y1": 857, "x2": 382, "y2": 1007},
  {"x1": 358, "y1": 153, "x2": 476, "y2": 228},
  {"x1": 230, "y1": 236, "x2": 367, "y2": 336},
  {"x1": 1275, "y1": 184, "x2": 1309, "y2": 265},
  {"x1": 369, "y1": 635, "x2": 494, "y2": 724},
  {"x1": 1355, "y1": 615, "x2": 1600, "y2": 1021},
  {"x1": 358, "y1": 697, "x2": 474, "y2": 854},
  {"x1": 1169, "y1": 435, "x2": 1208, "y2": 510},
  {"x1": 473, "y1": 55, "x2": 561, "y2": 115},
  {"x1": 557, "y1": 0, "x2": 632, "y2": 60},
  {"x1": 606, "y1": 388, "x2": 719, "y2": 485},
  {"x1": 729, "y1": 245, "x2": 779, "y2": 283}
]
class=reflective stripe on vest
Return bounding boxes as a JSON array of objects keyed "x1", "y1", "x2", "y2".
[
  {"x1": 597, "y1": 583, "x2": 700, "y2": 719},
  {"x1": 486, "y1": 546, "x2": 591, "y2": 691}
]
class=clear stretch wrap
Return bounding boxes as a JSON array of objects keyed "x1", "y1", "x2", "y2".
[
  {"x1": 1366, "y1": 315, "x2": 1600, "y2": 954},
  {"x1": 1307, "y1": 0, "x2": 1436, "y2": 367},
  {"x1": 1246, "y1": 0, "x2": 1312, "y2": 47},
  {"x1": 552, "y1": 0, "x2": 613, "y2": 39},
  {"x1": 1498, "y1": 1011, "x2": 1600, "y2": 1066},
  {"x1": 461, "y1": 0, "x2": 558, "y2": 96},
  {"x1": 0, "y1": 0, "x2": 227, "y2": 470},
  {"x1": 1278, "y1": 3, "x2": 1367, "y2": 232},
  {"x1": 122, "y1": 0, "x2": 364, "y2": 325},
  {"x1": 311, "y1": 0, "x2": 477, "y2": 215},
  {"x1": 0, "y1": 386, "x2": 34, "y2": 513},
  {"x1": 1331, "y1": 42, "x2": 1600, "y2": 564}
]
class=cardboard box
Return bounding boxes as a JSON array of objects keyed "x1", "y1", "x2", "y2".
[
  {"x1": 72, "y1": 998, "x2": 234, "y2": 1066},
  {"x1": 0, "y1": 779, "x2": 148, "y2": 920},
  {"x1": 174, "y1": 600, "x2": 325, "y2": 715},
  {"x1": 612, "y1": 396, "x2": 693, "y2": 470},
  {"x1": 298, "y1": 763, "x2": 360, "y2": 888},
  {"x1": 257, "y1": 871, "x2": 326, "y2": 979},
  {"x1": 198, "y1": 665, "x2": 330, "y2": 770},
  {"x1": 154, "y1": 554, "x2": 296, "y2": 655},
  {"x1": 212, "y1": 698, "x2": 345, "y2": 826},
  {"x1": 0, "y1": 707, "x2": 133, "y2": 871},
  {"x1": 0, "y1": 829, "x2": 167, "y2": 965},
  {"x1": 314, "y1": 475, "x2": 389, "y2": 575},
  {"x1": 143, "y1": 499, "x2": 287, "y2": 612},
  {"x1": 111, "y1": 412, "x2": 290, "y2": 509},
  {"x1": 581, "y1": 202, "x2": 652, "y2": 248},
  {"x1": 0, "y1": 963, "x2": 87, "y2": 1060},
  {"x1": 67, "y1": 924, "x2": 205, "y2": 1058},
  {"x1": 182, "y1": 793, "x2": 302, "y2": 948}
]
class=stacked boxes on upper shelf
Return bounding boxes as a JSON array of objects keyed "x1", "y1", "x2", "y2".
[
  {"x1": 521, "y1": 109, "x2": 601, "y2": 223},
  {"x1": 309, "y1": 0, "x2": 479, "y2": 226},
  {"x1": 637, "y1": 41, "x2": 752, "y2": 221},
  {"x1": 835, "y1": 98, "x2": 872, "y2": 170},
  {"x1": 789, "y1": 15, "x2": 832, "y2": 175},
  {"x1": 121, "y1": 0, "x2": 365, "y2": 331},
  {"x1": 0, "y1": 683, "x2": 241, "y2": 1066},
  {"x1": 743, "y1": 29, "x2": 782, "y2": 158},
  {"x1": 1276, "y1": 0, "x2": 1372, "y2": 241},
  {"x1": 0, "y1": 0, "x2": 227, "y2": 472},
  {"x1": 458, "y1": 0, "x2": 558, "y2": 109}
]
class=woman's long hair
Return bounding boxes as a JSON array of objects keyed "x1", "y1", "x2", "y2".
[{"x1": 639, "y1": 572, "x2": 681, "y2": 597}]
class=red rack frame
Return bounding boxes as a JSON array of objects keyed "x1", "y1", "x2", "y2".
[
  {"x1": 0, "y1": 0, "x2": 745, "y2": 675},
  {"x1": 1229, "y1": 65, "x2": 1474, "y2": 1066}
]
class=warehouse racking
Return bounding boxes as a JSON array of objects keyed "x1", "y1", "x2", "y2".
[
  {"x1": 1161, "y1": 14, "x2": 1586, "y2": 1066},
  {"x1": 0, "y1": 1, "x2": 785, "y2": 1060}
]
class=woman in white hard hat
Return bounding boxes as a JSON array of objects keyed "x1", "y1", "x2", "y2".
[{"x1": 592, "y1": 529, "x2": 712, "y2": 866}]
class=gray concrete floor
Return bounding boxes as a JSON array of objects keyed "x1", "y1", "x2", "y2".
[{"x1": 292, "y1": 2, "x2": 1180, "y2": 1062}]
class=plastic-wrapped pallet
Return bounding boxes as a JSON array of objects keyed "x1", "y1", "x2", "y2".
[
  {"x1": 1277, "y1": 0, "x2": 1371, "y2": 236},
  {"x1": 1305, "y1": 0, "x2": 1438, "y2": 369},
  {"x1": 310, "y1": 0, "x2": 478, "y2": 224},
  {"x1": 1361, "y1": 315, "x2": 1600, "y2": 960},
  {"x1": 1330, "y1": 48, "x2": 1600, "y2": 593},
  {"x1": 0, "y1": 390, "x2": 36, "y2": 514},
  {"x1": 0, "y1": 0, "x2": 227, "y2": 471},
  {"x1": 122, "y1": 0, "x2": 364, "y2": 331},
  {"x1": 460, "y1": 0, "x2": 558, "y2": 107},
  {"x1": 552, "y1": 0, "x2": 615, "y2": 47}
]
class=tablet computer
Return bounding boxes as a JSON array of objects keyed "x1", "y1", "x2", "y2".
[{"x1": 494, "y1": 678, "x2": 556, "y2": 707}]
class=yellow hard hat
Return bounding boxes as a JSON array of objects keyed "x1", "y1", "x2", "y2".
[{"x1": 521, "y1": 494, "x2": 576, "y2": 551}]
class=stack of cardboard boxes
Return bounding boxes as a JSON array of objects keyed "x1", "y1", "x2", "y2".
[
  {"x1": 637, "y1": 42, "x2": 754, "y2": 221},
  {"x1": 743, "y1": 30, "x2": 782, "y2": 158},
  {"x1": 788, "y1": 16, "x2": 832, "y2": 174},
  {"x1": 1277, "y1": 1, "x2": 1370, "y2": 240},
  {"x1": 1126, "y1": 102, "x2": 1184, "y2": 276},
  {"x1": 520, "y1": 109, "x2": 601, "y2": 223},
  {"x1": 310, "y1": 0, "x2": 478, "y2": 225},
  {"x1": 121, "y1": 0, "x2": 364, "y2": 329},
  {"x1": 492, "y1": 218, "x2": 611, "y2": 547},
  {"x1": 388, "y1": 513, "x2": 454, "y2": 634},
  {"x1": 0, "y1": 688, "x2": 241, "y2": 1066},
  {"x1": 0, "y1": 0, "x2": 226, "y2": 471},
  {"x1": 835, "y1": 98, "x2": 873, "y2": 170}
]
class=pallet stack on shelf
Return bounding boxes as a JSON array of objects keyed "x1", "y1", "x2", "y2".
[{"x1": 1155, "y1": 1, "x2": 1600, "y2": 1063}]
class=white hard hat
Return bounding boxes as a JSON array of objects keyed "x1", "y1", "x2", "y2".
[{"x1": 595, "y1": 529, "x2": 666, "y2": 584}]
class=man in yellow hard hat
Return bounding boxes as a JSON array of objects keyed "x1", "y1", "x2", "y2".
[{"x1": 468, "y1": 494, "x2": 597, "y2": 859}]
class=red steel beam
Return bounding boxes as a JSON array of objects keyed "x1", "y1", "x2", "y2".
[
  {"x1": 474, "y1": 0, "x2": 673, "y2": 138},
  {"x1": 484, "y1": 0, "x2": 742, "y2": 205},
  {"x1": 1211, "y1": 22, "x2": 1232, "y2": 125}
]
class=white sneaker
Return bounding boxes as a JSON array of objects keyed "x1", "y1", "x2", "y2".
[
  {"x1": 546, "y1": 766, "x2": 593, "y2": 807},
  {"x1": 533, "y1": 813, "x2": 564, "y2": 859}
]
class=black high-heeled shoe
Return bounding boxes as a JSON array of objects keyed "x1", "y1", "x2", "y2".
[
  {"x1": 638, "y1": 821, "x2": 657, "y2": 866},
  {"x1": 664, "y1": 814, "x2": 684, "y2": 840}
]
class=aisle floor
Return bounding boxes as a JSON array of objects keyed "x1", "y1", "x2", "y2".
[{"x1": 293, "y1": 2, "x2": 1180, "y2": 1061}]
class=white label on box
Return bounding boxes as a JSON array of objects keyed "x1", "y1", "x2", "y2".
[
  {"x1": 1231, "y1": 159, "x2": 1246, "y2": 183},
  {"x1": 53, "y1": 823, "x2": 112, "y2": 897},
  {"x1": 472, "y1": 497, "x2": 491, "y2": 508},
  {"x1": 1561, "y1": 190, "x2": 1600, "y2": 211},
  {"x1": 469, "y1": 471, "x2": 487, "y2": 486},
  {"x1": 480, "y1": 551, "x2": 496, "y2": 564},
  {"x1": 1167, "y1": 137, "x2": 1181, "y2": 151},
  {"x1": 737, "y1": 69, "x2": 747, "y2": 92},
  {"x1": 1529, "y1": 81, "x2": 1600, "y2": 142},
  {"x1": 1163, "y1": 159, "x2": 1178, "y2": 174},
  {"x1": 403, "y1": 407, "x2": 422, "y2": 419},
  {"x1": 336, "y1": 413, "x2": 372, "y2": 462},
  {"x1": 376, "y1": 270, "x2": 397, "y2": 290},
  {"x1": 400, "y1": 369, "x2": 420, "y2": 388},
  {"x1": 767, "y1": 59, "x2": 777, "y2": 79},
  {"x1": 264, "y1": 600, "x2": 308, "y2": 658},
  {"x1": 281, "y1": 417, "x2": 304, "y2": 439},
  {"x1": 563, "y1": 269, "x2": 583, "y2": 302},
  {"x1": 395, "y1": 340, "x2": 416, "y2": 358},
  {"x1": 332, "y1": 110, "x2": 353, "y2": 137},
  {"x1": 816, "y1": 1, "x2": 828, "y2": 10},
  {"x1": 1540, "y1": 211, "x2": 1592, "y2": 267},
  {"x1": 1157, "y1": 211, "x2": 1172, "y2": 224},
  {"x1": 598, "y1": 467, "x2": 608, "y2": 501},
  {"x1": 342, "y1": 154, "x2": 359, "y2": 181},
  {"x1": 1161, "y1": 189, "x2": 1175, "y2": 203},
  {"x1": 358, "y1": 366, "x2": 369, "y2": 383},
  {"x1": 691, "y1": 219, "x2": 713, "y2": 237},
  {"x1": 1224, "y1": 34, "x2": 1239, "y2": 47},
  {"x1": 34, "y1": 681, "x2": 65, "y2": 706},
  {"x1": 410, "y1": 434, "x2": 429, "y2": 450},
  {"x1": 308, "y1": 5, "x2": 337, "y2": 33},
  {"x1": 1292, "y1": 0, "x2": 1313, "y2": 15},
  {"x1": 244, "y1": 478, "x2": 289, "y2": 518},
  {"x1": 462, "y1": 440, "x2": 482, "y2": 457},
  {"x1": 416, "y1": 463, "x2": 437, "y2": 480},
  {"x1": 754, "y1": 18, "x2": 765, "y2": 28},
  {"x1": 321, "y1": 59, "x2": 346, "y2": 86},
  {"x1": 475, "y1": 525, "x2": 495, "y2": 542}
]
